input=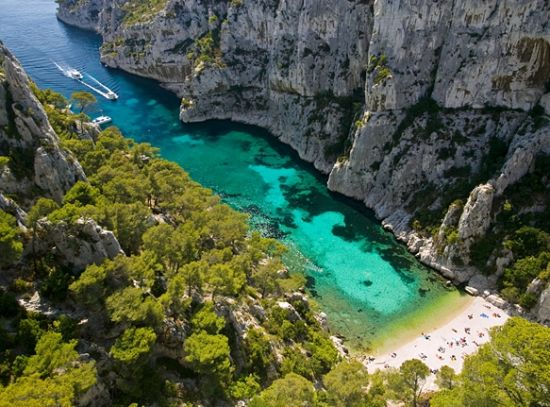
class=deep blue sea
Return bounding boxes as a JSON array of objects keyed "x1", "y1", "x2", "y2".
[{"x1": 0, "y1": 0, "x2": 466, "y2": 351}]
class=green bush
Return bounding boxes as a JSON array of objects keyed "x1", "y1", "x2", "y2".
[
  {"x1": 17, "y1": 318, "x2": 43, "y2": 353},
  {"x1": 111, "y1": 326, "x2": 157, "y2": 364},
  {"x1": 0, "y1": 210, "x2": 23, "y2": 268},
  {"x1": 519, "y1": 292, "x2": 538, "y2": 310}
]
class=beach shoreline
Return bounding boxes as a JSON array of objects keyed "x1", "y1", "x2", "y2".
[
  {"x1": 368, "y1": 291, "x2": 474, "y2": 356},
  {"x1": 363, "y1": 296, "x2": 510, "y2": 389}
]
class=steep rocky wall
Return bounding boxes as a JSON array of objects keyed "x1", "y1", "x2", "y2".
[
  {"x1": 0, "y1": 43, "x2": 86, "y2": 205},
  {"x1": 56, "y1": 0, "x2": 104, "y2": 31},
  {"x1": 364, "y1": 0, "x2": 550, "y2": 112},
  {"x1": 56, "y1": 1, "x2": 550, "y2": 319},
  {"x1": 329, "y1": 0, "x2": 550, "y2": 288}
]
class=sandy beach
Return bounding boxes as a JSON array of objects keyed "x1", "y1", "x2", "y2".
[{"x1": 364, "y1": 296, "x2": 509, "y2": 389}]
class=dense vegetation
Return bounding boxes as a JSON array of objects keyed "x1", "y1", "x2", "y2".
[
  {"x1": 248, "y1": 317, "x2": 550, "y2": 407},
  {"x1": 1, "y1": 79, "x2": 549, "y2": 405}
]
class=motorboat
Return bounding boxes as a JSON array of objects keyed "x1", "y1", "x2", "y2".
[
  {"x1": 92, "y1": 115, "x2": 112, "y2": 125},
  {"x1": 105, "y1": 90, "x2": 119, "y2": 100},
  {"x1": 66, "y1": 68, "x2": 83, "y2": 80}
]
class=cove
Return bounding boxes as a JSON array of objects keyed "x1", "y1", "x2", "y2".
[{"x1": 0, "y1": 0, "x2": 468, "y2": 352}]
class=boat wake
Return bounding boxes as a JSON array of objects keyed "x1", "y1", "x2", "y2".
[
  {"x1": 53, "y1": 62, "x2": 118, "y2": 101},
  {"x1": 53, "y1": 61, "x2": 82, "y2": 79},
  {"x1": 84, "y1": 73, "x2": 118, "y2": 100},
  {"x1": 77, "y1": 77, "x2": 118, "y2": 100}
]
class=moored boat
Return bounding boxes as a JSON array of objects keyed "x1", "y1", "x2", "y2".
[{"x1": 92, "y1": 115, "x2": 112, "y2": 125}]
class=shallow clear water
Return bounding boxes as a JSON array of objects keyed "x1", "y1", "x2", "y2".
[{"x1": 0, "y1": 0, "x2": 465, "y2": 351}]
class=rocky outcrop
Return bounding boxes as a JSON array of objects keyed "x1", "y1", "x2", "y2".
[
  {"x1": 32, "y1": 218, "x2": 124, "y2": 271},
  {"x1": 0, "y1": 42, "x2": 124, "y2": 290},
  {"x1": 458, "y1": 184, "x2": 495, "y2": 241},
  {"x1": 56, "y1": 1, "x2": 550, "y2": 319},
  {"x1": 0, "y1": 43, "x2": 86, "y2": 205},
  {"x1": 534, "y1": 285, "x2": 550, "y2": 324},
  {"x1": 56, "y1": 0, "x2": 103, "y2": 31},
  {"x1": 0, "y1": 193, "x2": 27, "y2": 226}
]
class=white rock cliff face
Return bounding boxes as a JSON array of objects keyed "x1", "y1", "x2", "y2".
[
  {"x1": 0, "y1": 44, "x2": 86, "y2": 204},
  {"x1": 32, "y1": 218, "x2": 124, "y2": 271},
  {"x1": 56, "y1": 1, "x2": 550, "y2": 317}
]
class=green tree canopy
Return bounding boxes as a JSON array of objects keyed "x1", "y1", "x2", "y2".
[
  {"x1": 436, "y1": 365, "x2": 457, "y2": 390},
  {"x1": 244, "y1": 328, "x2": 273, "y2": 377},
  {"x1": 0, "y1": 210, "x2": 23, "y2": 268},
  {"x1": 431, "y1": 317, "x2": 550, "y2": 407},
  {"x1": 387, "y1": 359, "x2": 429, "y2": 407},
  {"x1": 62, "y1": 181, "x2": 101, "y2": 207},
  {"x1": 249, "y1": 373, "x2": 316, "y2": 407},
  {"x1": 27, "y1": 198, "x2": 59, "y2": 226},
  {"x1": 111, "y1": 326, "x2": 157, "y2": 364},
  {"x1": 69, "y1": 257, "x2": 127, "y2": 307},
  {"x1": 190, "y1": 302, "x2": 225, "y2": 334},
  {"x1": 0, "y1": 332, "x2": 96, "y2": 407},
  {"x1": 184, "y1": 331, "x2": 233, "y2": 384},
  {"x1": 322, "y1": 360, "x2": 371, "y2": 407},
  {"x1": 70, "y1": 91, "x2": 96, "y2": 114},
  {"x1": 105, "y1": 287, "x2": 163, "y2": 327}
]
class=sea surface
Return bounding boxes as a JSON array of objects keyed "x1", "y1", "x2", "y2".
[{"x1": 0, "y1": 0, "x2": 467, "y2": 351}]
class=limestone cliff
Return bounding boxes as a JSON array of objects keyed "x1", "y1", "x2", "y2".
[
  {"x1": 56, "y1": 0, "x2": 550, "y2": 320},
  {"x1": 0, "y1": 43, "x2": 86, "y2": 205}
]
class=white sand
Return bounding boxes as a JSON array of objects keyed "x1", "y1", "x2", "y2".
[{"x1": 364, "y1": 296, "x2": 509, "y2": 389}]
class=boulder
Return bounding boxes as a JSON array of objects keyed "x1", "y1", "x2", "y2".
[
  {"x1": 464, "y1": 286, "x2": 479, "y2": 296},
  {"x1": 33, "y1": 218, "x2": 123, "y2": 271},
  {"x1": 486, "y1": 294, "x2": 507, "y2": 309},
  {"x1": 458, "y1": 184, "x2": 494, "y2": 241},
  {"x1": 534, "y1": 285, "x2": 550, "y2": 324}
]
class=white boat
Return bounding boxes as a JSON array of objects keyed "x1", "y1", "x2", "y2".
[
  {"x1": 66, "y1": 68, "x2": 83, "y2": 80},
  {"x1": 105, "y1": 90, "x2": 119, "y2": 100},
  {"x1": 53, "y1": 62, "x2": 83, "y2": 80},
  {"x1": 92, "y1": 115, "x2": 112, "y2": 125}
]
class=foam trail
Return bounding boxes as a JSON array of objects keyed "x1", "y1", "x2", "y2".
[
  {"x1": 87, "y1": 74, "x2": 116, "y2": 94},
  {"x1": 53, "y1": 61, "x2": 68, "y2": 76},
  {"x1": 78, "y1": 79, "x2": 112, "y2": 100}
]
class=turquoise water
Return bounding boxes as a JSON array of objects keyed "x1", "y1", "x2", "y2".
[{"x1": 0, "y1": 0, "x2": 463, "y2": 350}]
